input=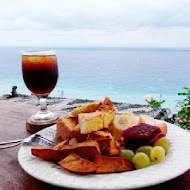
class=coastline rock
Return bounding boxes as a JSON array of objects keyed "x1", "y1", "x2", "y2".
[{"x1": 0, "y1": 94, "x2": 175, "y2": 124}]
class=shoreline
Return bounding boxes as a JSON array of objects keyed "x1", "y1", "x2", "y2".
[{"x1": 0, "y1": 93, "x2": 175, "y2": 124}]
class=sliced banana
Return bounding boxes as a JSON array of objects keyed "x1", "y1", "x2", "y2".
[
  {"x1": 122, "y1": 112, "x2": 137, "y2": 125},
  {"x1": 112, "y1": 115, "x2": 132, "y2": 141}
]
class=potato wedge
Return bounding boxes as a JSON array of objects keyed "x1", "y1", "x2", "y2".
[
  {"x1": 31, "y1": 147, "x2": 67, "y2": 162},
  {"x1": 69, "y1": 138, "x2": 78, "y2": 146},
  {"x1": 59, "y1": 153, "x2": 97, "y2": 174},
  {"x1": 57, "y1": 140, "x2": 101, "y2": 161},
  {"x1": 69, "y1": 124, "x2": 88, "y2": 142},
  {"x1": 59, "y1": 153, "x2": 81, "y2": 163},
  {"x1": 104, "y1": 137, "x2": 120, "y2": 156},
  {"x1": 94, "y1": 155, "x2": 134, "y2": 174},
  {"x1": 52, "y1": 140, "x2": 69, "y2": 150},
  {"x1": 87, "y1": 130, "x2": 112, "y2": 139},
  {"x1": 72, "y1": 140, "x2": 101, "y2": 161},
  {"x1": 87, "y1": 131, "x2": 112, "y2": 151}
]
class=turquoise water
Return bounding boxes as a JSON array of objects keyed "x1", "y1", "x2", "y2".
[{"x1": 0, "y1": 47, "x2": 190, "y2": 111}]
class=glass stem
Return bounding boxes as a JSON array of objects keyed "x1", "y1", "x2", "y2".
[{"x1": 39, "y1": 98, "x2": 48, "y2": 113}]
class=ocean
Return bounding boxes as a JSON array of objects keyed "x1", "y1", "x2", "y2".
[{"x1": 0, "y1": 47, "x2": 190, "y2": 111}]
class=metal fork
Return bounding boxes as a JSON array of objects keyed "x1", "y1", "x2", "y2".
[{"x1": 0, "y1": 134, "x2": 57, "y2": 149}]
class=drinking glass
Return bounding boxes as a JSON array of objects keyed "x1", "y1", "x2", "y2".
[{"x1": 22, "y1": 50, "x2": 59, "y2": 124}]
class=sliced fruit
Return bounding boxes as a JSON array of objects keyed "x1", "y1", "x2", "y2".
[
  {"x1": 155, "y1": 122, "x2": 167, "y2": 136},
  {"x1": 154, "y1": 137, "x2": 170, "y2": 154},
  {"x1": 132, "y1": 152, "x2": 150, "y2": 169},
  {"x1": 138, "y1": 115, "x2": 155, "y2": 125},
  {"x1": 150, "y1": 146, "x2": 165, "y2": 163},
  {"x1": 148, "y1": 133, "x2": 165, "y2": 145},
  {"x1": 148, "y1": 122, "x2": 168, "y2": 145},
  {"x1": 122, "y1": 112, "x2": 138, "y2": 125},
  {"x1": 112, "y1": 115, "x2": 133, "y2": 141}
]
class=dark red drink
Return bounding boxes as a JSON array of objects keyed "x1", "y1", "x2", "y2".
[{"x1": 22, "y1": 54, "x2": 58, "y2": 95}]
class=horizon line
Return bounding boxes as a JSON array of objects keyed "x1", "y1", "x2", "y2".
[{"x1": 1, "y1": 46, "x2": 190, "y2": 51}]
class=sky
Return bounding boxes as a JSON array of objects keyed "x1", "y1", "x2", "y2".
[{"x1": 0, "y1": 0, "x2": 190, "y2": 47}]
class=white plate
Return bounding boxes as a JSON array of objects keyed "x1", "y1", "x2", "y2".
[{"x1": 18, "y1": 122, "x2": 190, "y2": 189}]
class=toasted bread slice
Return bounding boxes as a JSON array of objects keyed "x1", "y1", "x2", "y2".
[
  {"x1": 59, "y1": 153, "x2": 97, "y2": 174},
  {"x1": 56, "y1": 116, "x2": 78, "y2": 140},
  {"x1": 78, "y1": 97, "x2": 115, "y2": 134},
  {"x1": 94, "y1": 155, "x2": 134, "y2": 174},
  {"x1": 79, "y1": 110, "x2": 115, "y2": 134},
  {"x1": 71, "y1": 102, "x2": 100, "y2": 117},
  {"x1": 97, "y1": 97, "x2": 115, "y2": 112}
]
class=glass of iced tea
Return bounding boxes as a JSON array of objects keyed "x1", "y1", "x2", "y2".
[{"x1": 22, "y1": 50, "x2": 59, "y2": 124}]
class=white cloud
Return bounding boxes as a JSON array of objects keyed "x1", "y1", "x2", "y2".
[{"x1": 0, "y1": 0, "x2": 190, "y2": 46}]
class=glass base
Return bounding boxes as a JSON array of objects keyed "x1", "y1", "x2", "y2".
[{"x1": 29, "y1": 110, "x2": 59, "y2": 125}]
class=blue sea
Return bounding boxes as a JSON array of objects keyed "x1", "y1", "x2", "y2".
[{"x1": 0, "y1": 47, "x2": 190, "y2": 111}]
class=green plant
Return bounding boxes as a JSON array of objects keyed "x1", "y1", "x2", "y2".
[
  {"x1": 176, "y1": 87, "x2": 190, "y2": 130},
  {"x1": 142, "y1": 93, "x2": 165, "y2": 108},
  {"x1": 146, "y1": 99, "x2": 165, "y2": 107}
]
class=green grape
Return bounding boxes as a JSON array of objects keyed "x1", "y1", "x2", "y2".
[
  {"x1": 136, "y1": 145, "x2": 153, "y2": 158},
  {"x1": 154, "y1": 137, "x2": 170, "y2": 154},
  {"x1": 150, "y1": 146, "x2": 165, "y2": 163},
  {"x1": 132, "y1": 152, "x2": 150, "y2": 169},
  {"x1": 119, "y1": 149, "x2": 134, "y2": 161}
]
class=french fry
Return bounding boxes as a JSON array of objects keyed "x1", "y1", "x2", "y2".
[
  {"x1": 59, "y1": 153, "x2": 97, "y2": 174},
  {"x1": 94, "y1": 155, "x2": 134, "y2": 174}
]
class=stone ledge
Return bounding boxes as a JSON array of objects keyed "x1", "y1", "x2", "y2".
[{"x1": 0, "y1": 94, "x2": 175, "y2": 124}]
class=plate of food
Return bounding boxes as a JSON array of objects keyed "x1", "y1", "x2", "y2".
[{"x1": 18, "y1": 97, "x2": 190, "y2": 189}]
